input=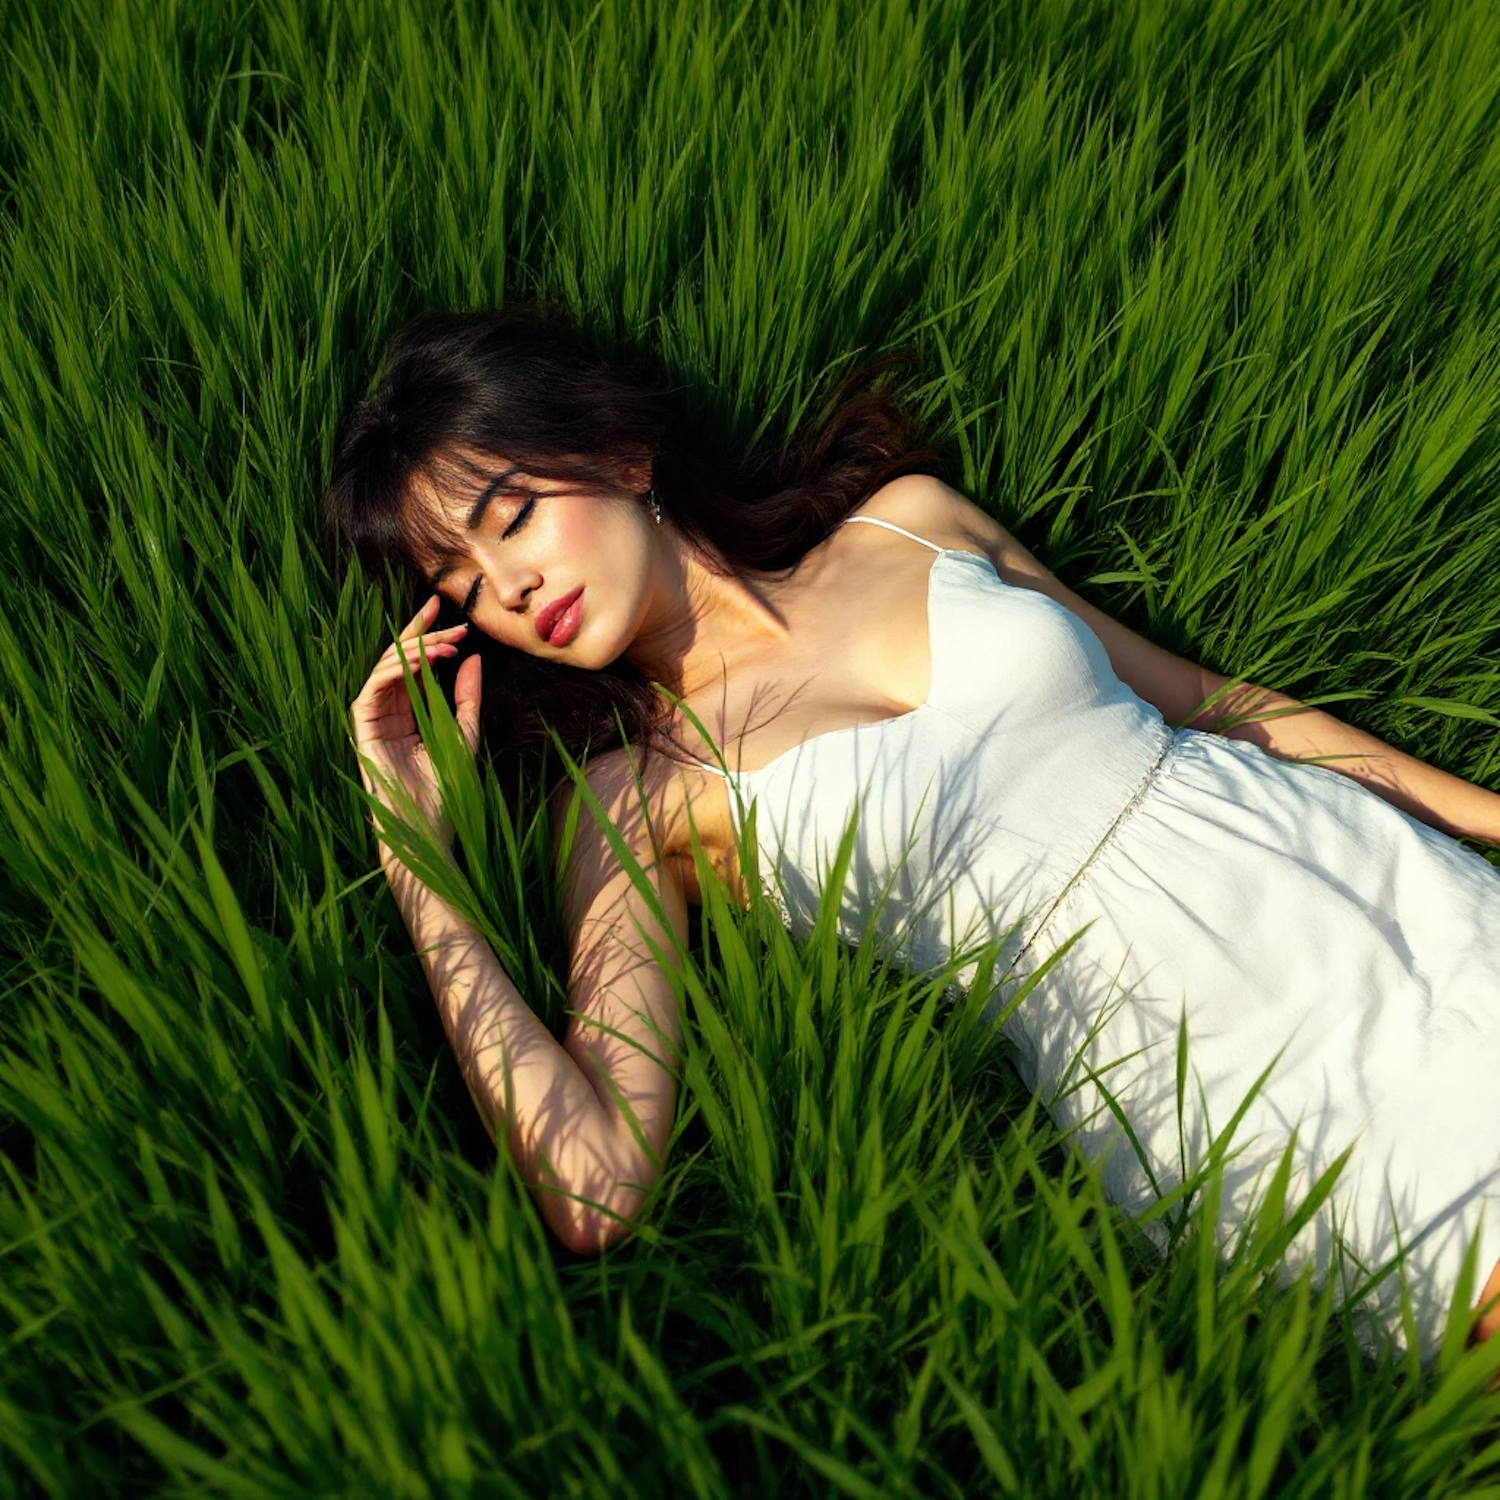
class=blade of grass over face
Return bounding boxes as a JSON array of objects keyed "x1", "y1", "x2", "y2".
[{"x1": 3, "y1": 0, "x2": 1500, "y2": 1493}]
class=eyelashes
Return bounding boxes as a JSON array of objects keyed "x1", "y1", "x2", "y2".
[
  {"x1": 463, "y1": 496, "x2": 535, "y2": 614},
  {"x1": 503, "y1": 496, "x2": 535, "y2": 539}
]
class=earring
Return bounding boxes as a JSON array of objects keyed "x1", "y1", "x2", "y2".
[{"x1": 646, "y1": 487, "x2": 664, "y2": 525}]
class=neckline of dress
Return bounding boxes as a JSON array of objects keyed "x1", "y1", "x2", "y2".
[{"x1": 697, "y1": 546, "x2": 997, "y2": 788}]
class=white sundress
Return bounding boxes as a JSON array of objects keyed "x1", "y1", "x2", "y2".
[{"x1": 690, "y1": 513, "x2": 1500, "y2": 1365}]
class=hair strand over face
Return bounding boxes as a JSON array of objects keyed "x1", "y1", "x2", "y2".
[{"x1": 323, "y1": 301, "x2": 945, "y2": 805}]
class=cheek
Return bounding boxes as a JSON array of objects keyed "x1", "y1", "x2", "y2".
[
  {"x1": 550, "y1": 504, "x2": 645, "y2": 585},
  {"x1": 559, "y1": 514, "x2": 653, "y2": 651},
  {"x1": 549, "y1": 498, "x2": 616, "y2": 554}
]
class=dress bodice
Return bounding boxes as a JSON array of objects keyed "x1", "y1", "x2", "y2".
[
  {"x1": 693, "y1": 515, "x2": 1183, "y2": 980},
  {"x1": 688, "y1": 514, "x2": 1500, "y2": 1369}
]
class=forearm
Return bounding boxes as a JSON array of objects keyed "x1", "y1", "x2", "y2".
[
  {"x1": 381, "y1": 853, "x2": 630, "y2": 1250},
  {"x1": 1190, "y1": 676, "x2": 1500, "y2": 848}
]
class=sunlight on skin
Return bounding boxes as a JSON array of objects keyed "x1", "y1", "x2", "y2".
[
  {"x1": 404, "y1": 450, "x2": 810, "y2": 707},
  {"x1": 405, "y1": 456, "x2": 1500, "y2": 1335},
  {"x1": 1472, "y1": 1257, "x2": 1500, "y2": 1352}
]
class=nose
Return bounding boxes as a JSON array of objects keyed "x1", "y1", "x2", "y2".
[
  {"x1": 496, "y1": 570, "x2": 540, "y2": 613},
  {"x1": 470, "y1": 537, "x2": 541, "y2": 616}
]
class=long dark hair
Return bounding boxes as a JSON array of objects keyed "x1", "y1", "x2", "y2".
[{"x1": 322, "y1": 302, "x2": 944, "y2": 792}]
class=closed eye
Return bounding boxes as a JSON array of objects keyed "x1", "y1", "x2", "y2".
[
  {"x1": 503, "y1": 495, "x2": 535, "y2": 539},
  {"x1": 462, "y1": 496, "x2": 535, "y2": 614}
]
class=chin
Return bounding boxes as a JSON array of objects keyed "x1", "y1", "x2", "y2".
[{"x1": 569, "y1": 641, "x2": 615, "y2": 671}]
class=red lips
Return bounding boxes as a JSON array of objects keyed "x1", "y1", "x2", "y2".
[{"x1": 535, "y1": 586, "x2": 584, "y2": 642}]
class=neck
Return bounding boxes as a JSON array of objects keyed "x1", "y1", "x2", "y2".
[{"x1": 622, "y1": 534, "x2": 795, "y2": 702}]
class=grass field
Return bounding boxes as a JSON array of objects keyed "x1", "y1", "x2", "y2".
[{"x1": 5, "y1": 0, "x2": 1500, "y2": 1493}]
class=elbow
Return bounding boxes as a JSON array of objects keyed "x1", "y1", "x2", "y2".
[
  {"x1": 533, "y1": 1127, "x2": 660, "y2": 1256},
  {"x1": 546, "y1": 1178, "x2": 647, "y2": 1256},
  {"x1": 560, "y1": 1217, "x2": 630, "y2": 1257},
  {"x1": 1186, "y1": 674, "x2": 1301, "y2": 738},
  {"x1": 556, "y1": 1204, "x2": 637, "y2": 1257}
]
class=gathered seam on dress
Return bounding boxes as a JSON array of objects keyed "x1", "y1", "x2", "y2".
[{"x1": 1009, "y1": 727, "x2": 1184, "y2": 973}]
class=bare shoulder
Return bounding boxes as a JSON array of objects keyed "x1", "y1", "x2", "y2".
[
  {"x1": 854, "y1": 474, "x2": 1034, "y2": 574},
  {"x1": 546, "y1": 742, "x2": 694, "y2": 953},
  {"x1": 859, "y1": 476, "x2": 1222, "y2": 730},
  {"x1": 547, "y1": 742, "x2": 672, "y2": 860},
  {"x1": 549, "y1": 741, "x2": 739, "y2": 909}
]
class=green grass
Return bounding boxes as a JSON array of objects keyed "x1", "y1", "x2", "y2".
[{"x1": 4, "y1": 0, "x2": 1500, "y2": 1493}]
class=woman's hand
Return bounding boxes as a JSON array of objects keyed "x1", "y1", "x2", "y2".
[{"x1": 349, "y1": 593, "x2": 483, "y2": 862}]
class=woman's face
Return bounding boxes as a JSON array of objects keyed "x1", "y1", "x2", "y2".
[{"x1": 409, "y1": 454, "x2": 659, "y2": 670}]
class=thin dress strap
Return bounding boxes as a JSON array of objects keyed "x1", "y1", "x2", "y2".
[
  {"x1": 838, "y1": 514, "x2": 947, "y2": 552},
  {"x1": 684, "y1": 514, "x2": 949, "y2": 781}
]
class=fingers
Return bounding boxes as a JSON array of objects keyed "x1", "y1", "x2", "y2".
[
  {"x1": 385, "y1": 621, "x2": 468, "y2": 663},
  {"x1": 454, "y1": 651, "x2": 483, "y2": 757},
  {"x1": 367, "y1": 648, "x2": 455, "y2": 694},
  {"x1": 352, "y1": 625, "x2": 469, "y2": 712},
  {"x1": 400, "y1": 593, "x2": 441, "y2": 642},
  {"x1": 365, "y1": 633, "x2": 463, "y2": 691}
]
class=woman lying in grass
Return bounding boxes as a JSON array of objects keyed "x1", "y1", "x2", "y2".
[{"x1": 326, "y1": 303, "x2": 1500, "y2": 1368}]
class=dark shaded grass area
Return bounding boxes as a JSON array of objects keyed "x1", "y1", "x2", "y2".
[{"x1": 3, "y1": 0, "x2": 1500, "y2": 1494}]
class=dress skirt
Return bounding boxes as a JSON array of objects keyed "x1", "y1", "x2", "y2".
[{"x1": 1002, "y1": 728, "x2": 1500, "y2": 1365}]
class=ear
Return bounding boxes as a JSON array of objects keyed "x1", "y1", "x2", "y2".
[{"x1": 615, "y1": 445, "x2": 654, "y2": 496}]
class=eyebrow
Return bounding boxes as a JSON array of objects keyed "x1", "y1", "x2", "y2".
[{"x1": 424, "y1": 467, "x2": 521, "y2": 589}]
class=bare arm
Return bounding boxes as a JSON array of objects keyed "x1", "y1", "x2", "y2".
[
  {"x1": 544, "y1": 746, "x2": 689, "y2": 1242},
  {"x1": 877, "y1": 475, "x2": 1500, "y2": 849},
  {"x1": 1181, "y1": 681, "x2": 1500, "y2": 848},
  {"x1": 350, "y1": 594, "x2": 685, "y2": 1254},
  {"x1": 381, "y1": 850, "x2": 673, "y2": 1253}
]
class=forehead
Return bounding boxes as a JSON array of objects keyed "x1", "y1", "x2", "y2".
[
  {"x1": 402, "y1": 451, "x2": 523, "y2": 572},
  {"x1": 408, "y1": 448, "x2": 518, "y2": 522}
]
